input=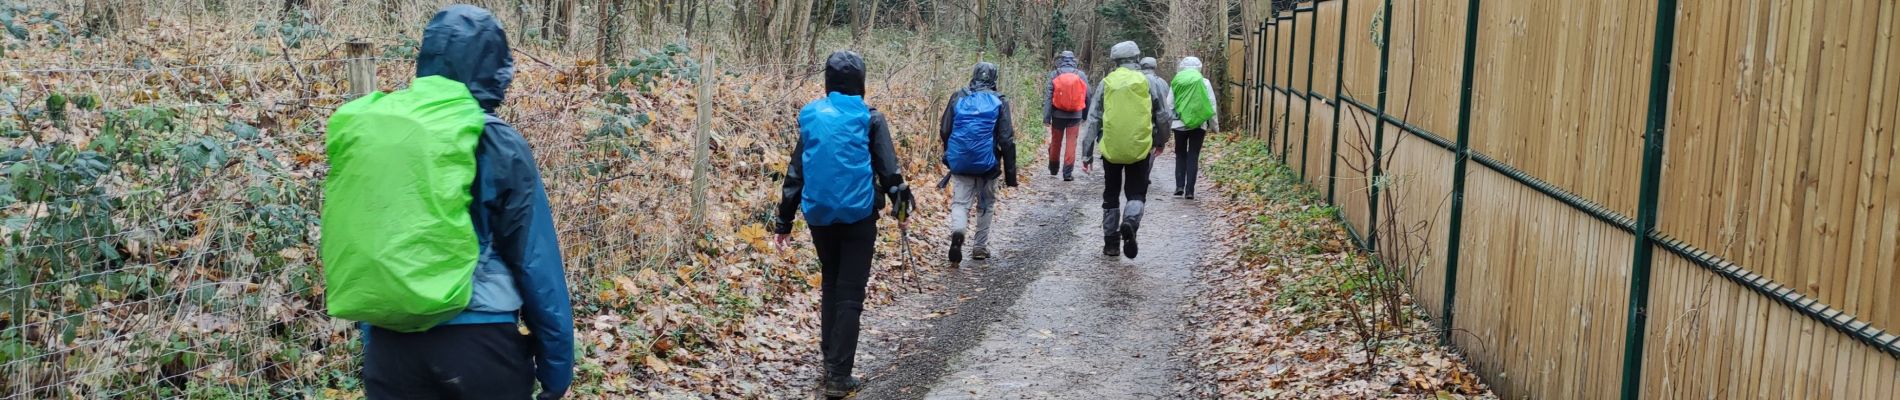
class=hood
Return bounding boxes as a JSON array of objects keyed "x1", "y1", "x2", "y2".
[
  {"x1": 824, "y1": 50, "x2": 866, "y2": 96},
  {"x1": 966, "y1": 62, "x2": 999, "y2": 92},
  {"x1": 1139, "y1": 57, "x2": 1158, "y2": 73},
  {"x1": 1179, "y1": 56, "x2": 1203, "y2": 70},
  {"x1": 1109, "y1": 41, "x2": 1142, "y2": 64},
  {"x1": 1056, "y1": 51, "x2": 1079, "y2": 69},
  {"x1": 416, "y1": 5, "x2": 515, "y2": 112}
]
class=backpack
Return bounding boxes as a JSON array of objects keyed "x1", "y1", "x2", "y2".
[
  {"x1": 322, "y1": 76, "x2": 487, "y2": 333},
  {"x1": 798, "y1": 92, "x2": 877, "y2": 227},
  {"x1": 1051, "y1": 71, "x2": 1088, "y2": 112},
  {"x1": 1100, "y1": 67, "x2": 1154, "y2": 164},
  {"x1": 1172, "y1": 69, "x2": 1215, "y2": 130},
  {"x1": 945, "y1": 91, "x2": 1003, "y2": 175}
]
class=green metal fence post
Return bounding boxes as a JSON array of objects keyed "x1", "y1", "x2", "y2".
[
  {"x1": 1440, "y1": 0, "x2": 1483, "y2": 345},
  {"x1": 1256, "y1": 21, "x2": 1270, "y2": 139},
  {"x1": 1326, "y1": 0, "x2": 1349, "y2": 204},
  {"x1": 1620, "y1": 0, "x2": 1681, "y2": 398},
  {"x1": 1367, "y1": 0, "x2": 1392, "y2": 250},
  {"x1": 1267, "y1": 20, "x2": 1280, "y2": 149},
  {"x1": 1280, "y1": 12, "x2": 1297, "y2": 163},
  {"x1": 1300, "y1": 7, "x2": 1319, "y2": 180}
]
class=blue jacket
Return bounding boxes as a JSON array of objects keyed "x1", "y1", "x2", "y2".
[{"x1": 383, "y1": 5, "x2": 575, "y2": 397}]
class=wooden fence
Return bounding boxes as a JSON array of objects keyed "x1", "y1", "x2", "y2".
[{"x1": 1227, "y1": 0, "x2": 1900, "y2": 398}]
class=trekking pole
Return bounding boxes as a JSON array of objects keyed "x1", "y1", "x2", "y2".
[{"x1": 892, "y1": 184, "x2": 914, "y2": 269}]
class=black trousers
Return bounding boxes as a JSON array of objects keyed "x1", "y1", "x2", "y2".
[
  {"x1": 364, "y1": 323, "x2": 533, "y2": 400},
  {"x1": 1103, "y1": 156, "x2": 1154, "y2": 211},
  {"x1": 1173, "y1": 128, "x2": 1206, "y2": 195},
  {"x1": 810, "y1": 217, "x2": 878, "y2": 378}
]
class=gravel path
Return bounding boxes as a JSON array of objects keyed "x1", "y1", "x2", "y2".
[{"x1": 852, "y1": 153, "x2": 1213, "y2": 399}]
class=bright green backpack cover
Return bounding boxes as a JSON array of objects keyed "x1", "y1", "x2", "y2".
[
  {"x1": 1171, "y1": 69, "x2": 1214, "y2": 130},
  {"x1": 321, "y1": 76, "x2": 486, "y2": 333},
  {"x1": 1101, "y1": 67, "x2": 1154, "y2": 164}
]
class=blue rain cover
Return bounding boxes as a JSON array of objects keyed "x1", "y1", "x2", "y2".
[
  {"x1": 945, "y1": 91, "x2": 1002, "y2": 175},
  {"x1": 798, "y1": 92, "x2": 876, "y2": 226}
]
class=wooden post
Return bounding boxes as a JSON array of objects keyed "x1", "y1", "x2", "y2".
[
  {"x1": 690, "y1": 53, "x2": 716, "y2": 231},
  {"x1": 346, "y1": 40, "x2": 377, "y2": 98}
]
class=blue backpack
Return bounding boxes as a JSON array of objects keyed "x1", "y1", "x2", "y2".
[
  {"x1": 798, "y1": 92, "x2": 876, "y2": 227},
  {"x1": 945, "y1": 91, "x2": 1002, "y2": 175}
]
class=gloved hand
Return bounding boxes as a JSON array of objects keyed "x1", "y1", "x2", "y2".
[{"x1": 887, "y1": 184, "x2": 915, "y2": 219}]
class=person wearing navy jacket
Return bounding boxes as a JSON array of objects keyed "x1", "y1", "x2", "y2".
[{"x1": 360, "y1": 5, "x2": 575, "y2": 400}]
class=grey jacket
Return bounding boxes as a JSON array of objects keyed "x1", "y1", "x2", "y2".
[
  {"x1": 1042, "y1": 51, "x2": 1091, "y2": 123},
  {"x1": 1080, "y1": 60, "x2": 1174, "y2": 165}
]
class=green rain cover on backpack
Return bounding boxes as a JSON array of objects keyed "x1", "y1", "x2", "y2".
[
  {"x1": 1172, "y1": 69, "x2": 1214, "y2": 130},
  {"x1": 321, "y1": 75, "x2": 486, "y2": 333},
  {"x1": 1101, "y1": 67, "x2": 1154, "y2": 164}
]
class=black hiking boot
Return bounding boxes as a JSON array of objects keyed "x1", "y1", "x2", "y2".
[
  {"x1": 1120, "y1": 227, "x2": 1139, "y2": 259},
  {"x1": 949, "y1": 232, "x2": 965, "y2": 265},
  {"x1": 1185, "y1": 193, "x2": 1196, "y2": 200},
  {"x1": 823, "y1": 375, "x2": 862, "y2": 399},
  {"x1": 1173, "y1": 189, "x2": 1185, "y2": 197},
  {"x1": 972, "y1": 248, "x2": 992, "y2": 260},
  {"x1": 1063, "y1": 165, "x2": 1076, "y2": 181},
  {"x1": 1103, "y1": 236, "x2": 1121, "y2": 257}
]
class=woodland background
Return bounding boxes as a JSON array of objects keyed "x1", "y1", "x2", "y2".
[{"x1": 1, "y1": 0, "x2": 1245, "y2": 397}]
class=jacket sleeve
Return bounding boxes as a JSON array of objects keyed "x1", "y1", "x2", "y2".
[
  {"x1": 869, "y1": 111, "x2": 907, "y2": 194},
  {"x1": 481, "y1": 121, "x2": 574, "y2": 398},
  {"x1": 941, "y1": 91, "x2": 961, "y2": 166},
  {"x1": 1203, "y1": 79, "x2": 1221, "y2": 133},
  {"x1": 994, "y1": 98, "x2": 1019, "y2": 186},
  {"x1": 1079, "y1": 83, "x2": 1105, "y2": 163},
  {"x1": 1041, "y1": 71, "x2": 1056, "y2": 124},
  {"x1": 775, "y1": 135, "x2": 805, "y2": 235},
  {"x1": 1148, "y1": 78, "x2": 1173, "y2": 151}
]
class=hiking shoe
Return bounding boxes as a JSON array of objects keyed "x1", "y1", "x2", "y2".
[
  {"x1": 1185, "y1": 193, "x2": 1196, "y2": 200},
  {"x1": 972, "y1": 249, "x2": 992, "y2": 260},
  {"x1": 1120, "y1": 228, "x2": 1139, "y2": 259},
  {"x1": 949, "y1": 232, "x2": 965, "y2": 264},
  {"x1": 1103, "y1": 236, "x2": 1121, "y2": 257},
  {"x1": 823, "y1": 375, "x2": 862, "y2": 398},
  {"x1": 1173, "y1": 189, "x2": 1185, "y2": 197},
  {"x1": 1063, "y1": 173, "x2": 1074, "y2": 182}
]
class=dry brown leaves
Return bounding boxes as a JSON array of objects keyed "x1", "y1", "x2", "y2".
[{"x1": 1178, "y1": 138, "x2": 1495, "y2": 400}]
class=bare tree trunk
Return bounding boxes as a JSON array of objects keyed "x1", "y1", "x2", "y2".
[
  {"x1": 684, "y1": 0, "x2": 701, "y2": 36},
  {"x1": 598, "y1": 0, "x2": 624, "y2": 62},
  {"x1": 1082, "y1": 0, "x2": 1103, "y2": 72},
  {"x1": 806, "y1": 0, "x2": 837, "y2": 61}
]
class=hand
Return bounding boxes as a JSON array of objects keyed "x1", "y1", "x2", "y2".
[{"x1": 773, "y1": 234, "x2": 791, "y2": 251}]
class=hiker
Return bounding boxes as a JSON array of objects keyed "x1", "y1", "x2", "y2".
[
  {"x1": 1139, "y1": 57, "x2": 1176, "y2": 122},
  {"x1": 1170, "y1": 56, "x2": 1219, "y2": 200},
  {"x1": 773, "y1": 50, "x2": 916, "y2": 398},
  {"x1": 1081, "y1": 41, "x2": 1172, "y2": 259},
  {"x1": 1043, "y1": 50, "x2": 1091, "y2": 181},
  {"x1": 325, "y1": 5, "x2": 574, "y2": 400},
  {"x1": 939, "y1": 62, "x2": 1021, "y2": 264}
]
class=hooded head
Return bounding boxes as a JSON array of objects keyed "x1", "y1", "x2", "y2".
[
  {"x1": 416, "y1": 5, "x2": 515, "y2": 112},
  {"x1": 824, "y1": 50, "x2": 867, "y2": 96},
  {"x1": 1109, "y1": 41, "x2": 1142, "y2": 66},
  {"x1": 967, "y1": 62, "x2": 1000, "y2": 93},
  {"x1": 1139, "y1": 57, "x2": 1158, "y2": 73},
  {"x1": 1179, "y1": 56, "x2": 1203, "y2": 70},
  {"x1": 1055, "y1": 51, "x2": 1079, "y2": 69}
]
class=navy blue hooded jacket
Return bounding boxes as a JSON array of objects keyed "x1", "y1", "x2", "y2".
[{"x1": 411, "y1": 4, "x2": 574, "y2": 396}]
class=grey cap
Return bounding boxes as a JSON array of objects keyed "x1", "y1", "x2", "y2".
[
  {"x1": 1139, "y1": 57, "x2": 1158, "y2": 71},
  {"x1": 1109, "y1": 41, "x2": 1141, "y2": 61}
]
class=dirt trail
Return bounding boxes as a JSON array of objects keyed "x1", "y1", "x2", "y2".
[{"x1": 853, "y1": 154, "x2": 1212, "y2": 399}]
